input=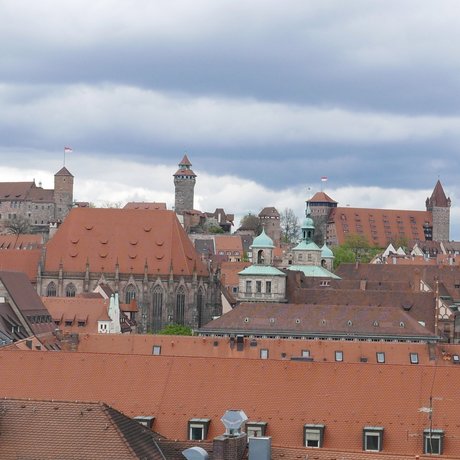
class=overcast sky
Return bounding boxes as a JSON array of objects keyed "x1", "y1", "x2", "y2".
[{"x1": 1, "y1": 1, "x2": 459, "y2": 237}]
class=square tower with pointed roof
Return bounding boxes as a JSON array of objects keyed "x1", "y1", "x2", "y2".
[{"x1": 173, "y1": 155, "x2": 196, "y2": 214}]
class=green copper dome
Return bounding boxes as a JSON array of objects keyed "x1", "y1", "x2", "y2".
[
  {"x1": 251, "y1": 228, "x2": 275, "y2": 248},
  {"x1": 321, "y1": 243, "x2": 334, "y2": 258}
]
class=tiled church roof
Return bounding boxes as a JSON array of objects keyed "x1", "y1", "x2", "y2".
[{"x1": 44, "y1": 208, "x2": 208, "y2": 276}]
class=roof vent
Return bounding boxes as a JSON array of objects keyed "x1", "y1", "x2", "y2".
[
  {"x1": 295, "y1": 318, "x2": 301, "y2": 324},
  {"x1": 221, "y1": 409, "x2": 248, "y2": 437},
  {"x1": 269, "y1": 318, "x2": 275, "y2": 324},
  {"x1": 400, "y1": 321, "x2": 405, "y2": 328},
  {"x1": 182, "y1": 446, "x2": 209, "y2": 460},
  {"x1": 244, "y1": 317, "x2": 249, "y2": 323},
  {"x1": 347, "y1": 320, "x2": 353, "y2": 326},
  {"x1": 373, "y1": 321, "x2": 379, "y2": 327}
]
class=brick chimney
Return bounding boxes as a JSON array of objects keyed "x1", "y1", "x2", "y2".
[{"x1": 212, "y1": 433, "x2": 247, "y2": 460}]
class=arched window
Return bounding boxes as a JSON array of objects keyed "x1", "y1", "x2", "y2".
[
  {"x1": 152, "y1": 285, "x2": 163, "y2": 332},
  {"x1": 46, "y1": 282, "x2": 57, "y2": 297},
  {"x1": 257, "y1": 250, "x2": 264, "y2": 264},
  {"x1": 175, "y1": 286, "x2": 185, "y2": 325},
  {"x1": 197, "y1": 287, "x2": 204, "y2": 328},
  {"x1": 65, "y1": 283, "x2": 76, "y2": 297},
  {"x1": 125, "y1": 284, "x2": 136, "y2": 304}
]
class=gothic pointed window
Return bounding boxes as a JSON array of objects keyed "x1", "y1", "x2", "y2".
[
  {"x1": 65, "y1": 283, "x2": 76, "y2": 297},
  {"x1": 125, "y1": 284, "x2": 136, "y2": 304},
  {"x1": 176, "y1": 286, "x2": 186, "y2": 325},
  {"x1": 197, "y1": 287, "x2": 204, "y2": 328},
  {"x1": 46, "y1": 282, "x2": 57, "y2": 297},
  {"x1": 152, "y1": 285, "x2": 163, "y2": 331}
]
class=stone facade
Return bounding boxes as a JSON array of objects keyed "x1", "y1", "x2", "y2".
[
  {"x1": 0, "y1": 167, "x2": 73, "y2": 233},
  {"x1": 258, "y1": 207, "x2": 281, "y2": 246},
  {"x1": 37, "y1": 208, "x2": 222, "y2": 333},
  {"x1": 174, "y1": 155, "x2": 196, "y2": 213},
  {"x1": 426, "y1": 180, "x2": 451, "y2": 242}
]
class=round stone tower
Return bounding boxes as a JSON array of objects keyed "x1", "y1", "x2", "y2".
[{"x1": 173, "y1": 154, "x2": 196, "y2": 214}]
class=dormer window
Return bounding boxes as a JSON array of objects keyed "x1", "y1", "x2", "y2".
[
  {"x1": 304, "y1": 424, "x2": 325, "y2": 448},
  {"x1": 246, "y1": 421, "x2": 267, "y2": 437},
  {"x1": 424, "y1": 429, "x2": 444, "y2": 454},
  {"x1": 188, "y1": 418, "x2": 211, "y2": 440},
  {"x1": 363, "y1": 427, "x2": 383, "y2": 452}
]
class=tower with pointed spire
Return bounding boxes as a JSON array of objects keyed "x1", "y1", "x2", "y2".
[
  {"x1": 426, "y1": 180, "x2": 451, "y2": 242},
  {"x1": 173, "y1": 154, "x2": 196, "y2": 214}
]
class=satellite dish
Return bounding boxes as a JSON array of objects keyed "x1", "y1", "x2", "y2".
[{"x1": 221, "y1": 410, "x2": 248, "y2": 436}]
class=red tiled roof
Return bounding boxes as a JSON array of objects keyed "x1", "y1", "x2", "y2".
[
  {"x1": 0, "y1": 398, "x2": 165, "y2": 459},
  {"x1": 0, "y1": 234, "x2": 42, "y2": 250},
  {"x1": 214, "y1": 235, "x2": 244, "y2": 253},
  {"x1": 2, "y1": 349, "x2": 460, "y2": 456},
  {"x1": 124, "y1": 202, "x2": 167, "y2": 210},
  {"x1": 329, "y1": 207, "x2": 432, "y2": 246},
  {"x1": 428, "y1": 180, "x2": 449, "y2": 207},
  {"x1": 309, "y1": 191, "x2": 338, "y2": 203},
  {"x1": 42, "y1": 296, "x2": 110, "y2": 334},
  {"x1": 0, "y1": 182, "x2": 34, "y2": 200},
  {"x1": 220, "y1": 261, "x2": 251, "y2": 287},
  {"x1": 55, "y1": 166, "x2": 73, "y2": 177},
  {"x1": 0, "y1": 249, "x2": 42, "y2": 282},
  {"x1": 74, "y1": 333, "x2": 453, "y2": 366},
  {"x1": 43, "y1": 208, "x2": 208, "y2": 276},
  {"x1": 200, "y1": 302, "x2": 435, "y2": 340}
]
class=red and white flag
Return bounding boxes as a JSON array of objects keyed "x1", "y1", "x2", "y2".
[
  {"x1": 64, "y1": 147, "x2": 73, "y2": 153},
  {"x1": 321, "y1": 176, "x2": 328, "y2": 182}
]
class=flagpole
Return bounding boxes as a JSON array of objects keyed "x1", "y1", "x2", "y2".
[{"x1": 63, "y1": 147, "x2": 66, "y2": 167}]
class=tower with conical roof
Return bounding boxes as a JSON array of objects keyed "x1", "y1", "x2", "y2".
[
  {"x1": 173, "y1": 154, "x2": 196, "y2": 214},
  {"x1": 426, "y1": 180, "x2": 451, "y2": 242}
]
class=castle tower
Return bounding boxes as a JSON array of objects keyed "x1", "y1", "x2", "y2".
[
  {"x1": 426, "y1": 180, "x2": 451, "y2": 242},
  {"x1": 173, "y1": 154, "x2": 196, "y2": 213},
  {"x1": 54, "y1": 167, "x2": 74, "y2": 221},
  {"x1": 307, "y1": 191, "x2": 337, "y2": 245},
  {"x1": 258, "y1": 207, "x2": 281, "y2": 246}
]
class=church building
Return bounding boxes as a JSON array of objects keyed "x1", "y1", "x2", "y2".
[{"x1": 38, "y1": 207, "x2": 222, "y2": 332}]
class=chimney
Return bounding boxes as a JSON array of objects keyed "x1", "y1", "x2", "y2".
[
  {"x1": 248, "y1": 437, "x2": 271, "y2": 460},
  {"x1": 212, "y1": 410, "x2": 248, "y2": 460},
  {"x1": 213, "y1": 433, "x2": 247, "y2": 460}
]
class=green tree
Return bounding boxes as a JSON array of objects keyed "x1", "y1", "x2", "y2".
[
  {"x1": 280, "y1": 208, "x2": 300, "y2": 244},
  {"x1": 332, "y1": 234, "x2": 382, "y2": 268},
  {"x1": 157, "y1": 324, "x2": 193, "y2": 335},
  {"x1": 239, "y1": 213, "x2": 262, "y2": 235}
]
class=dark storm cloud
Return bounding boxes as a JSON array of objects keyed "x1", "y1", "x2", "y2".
[{"x1": 0, "y1": 0, "x2": 459, "y2": 207}]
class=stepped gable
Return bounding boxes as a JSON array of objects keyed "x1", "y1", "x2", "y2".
[
  {"x1": 0, "y1": 398, "x2": 165, "y2": 460},
  {"x1": 428, "y1": 180, "x2": 450, "y2": 207},
  {"x1": 43, "y1": 207, "x2": 208, "y2": 276},
  {"x1": 2, "y1": 349, "x2": 460, "y2": 455}
]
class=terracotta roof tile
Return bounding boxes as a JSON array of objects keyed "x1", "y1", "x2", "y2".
[
  {"x1": 44, "y1": 208, "x2": 208, "y2": 276},
  {"x1": 2, "y1": 349, "x2": 460, "y2": 456},
  {"x1": 124, "y1": 202, "x2": 167, "y2": 210},
  {"x1": 428, "y1": 180, "x2": 449, "y2": 207},
  {"x1": 42, "y1": 296, "x2": 110, "y2": 334},
  {"x1": 0, "y1": 398, "x2": 165, "y2": 459},
  {"x1": 309, "y1": 191, "x2": 338, "y2": 203},
  {"x1": 329, "y1": 207, "x2": 432, "y2": 246},
  {"x1": 0, "y1": 249, "x2": 41, "y2": 281}
]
